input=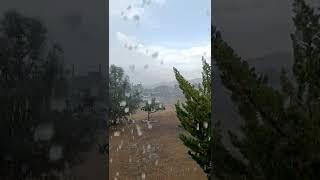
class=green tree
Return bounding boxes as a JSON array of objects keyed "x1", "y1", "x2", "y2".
[
  {"x1": 141, "y1": 97, "x2": 165, "y2": 121},
  {"x1": 173, "y1": 58, "x2": 212, "y2": 178},
  {"x1": 0, "y1": 10, "x2": 99, "y2": 178},
  {"x1": 109, "y1": 65, "x2": 141, "y2": 126},
  {"x1": 212, "y1": 0, "x2": 320, "y2": 179}
]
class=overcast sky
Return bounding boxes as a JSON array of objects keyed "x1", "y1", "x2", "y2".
[
  {"x1": 110, "y1": 0, "x2": 211, "y2": 87},
  {"x1": 1, "y1": 0, "x2": 319, "y2": 86},
  {"x1": 213, "y1": 0, "x2": 319, "y2": 59},
  {"x1": 0, "y1": 0, "x2": 107, "y2": 75}
]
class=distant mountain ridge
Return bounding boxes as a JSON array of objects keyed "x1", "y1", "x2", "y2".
[{"x1": 150, "y1": 78, "x2": 202, "y2": 89}]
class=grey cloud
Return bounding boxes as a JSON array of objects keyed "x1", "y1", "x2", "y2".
[
  {"x1": 0, "y1": 0, "x2": 108, "y2": 75},
  {"x1": 151, "y1": 52, "x2": 159, "y2": 59},
  {"x1": 213, "y1": 0, "x2": 294, "y2": 58}
]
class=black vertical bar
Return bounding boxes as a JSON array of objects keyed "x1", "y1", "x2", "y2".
[{"x1": 103, "y1": 0, "x2": 109, "y2": 178}]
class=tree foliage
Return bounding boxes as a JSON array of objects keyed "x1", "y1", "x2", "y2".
[
  {"x1": 173, "y1": 58, "x2": 212, "y2": 178},
  {"x1": 109, "y1": 64, "x2": 142, "y2": 126},
  {"x1": 212, "y1": 0, "x2": 320, "y2": 179},
  {"x1": 0, "y1": 10, "x2": 99, "y2": 178}
]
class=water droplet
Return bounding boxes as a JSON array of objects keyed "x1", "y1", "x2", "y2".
[
  {"x1": 147, "y1": 144, "x2": 151, "y2": 150},
  {"x1": 125, "y1": 107, "x2": 129, "y2": 113},
  {"x1": 147, "y1": 122, "x2": 152, "y2": 129},
  {"x1": 49, "y1": 145, "x2": 63, "y2": 161},
  {"x1": 203, "y1": 121, "x2": 208, "y2": 129},
  {"x1": 136, "y1": 125, "x2": 143, "y2": 136},
  {"x1": 141, "y1": 172, "x2": 146, "y2": 179},
  {"x1": 155, "y1": 160, "x2": 158, "y2": 166},
  {"x1": 34, "y1": 123, "x2": 54, "y2": 141},
  {"x1": 116, "y1": 172, "x2": 119, "y2": 176},
  {"x1": 142, "y1": 145, "x2": 146, "y2": 154},
  {"x1": 120, "y1": 101, "x2": 126, "y2": 107},
  {"x1": 196, "y1": 123, "x2": 199, "y2": 130},
  {"x1": 114, "y1": 131, "x2": 121, "y2": 137},
  {"x1": 110, "y1": 158, "x2": 113, "y2": 163}
]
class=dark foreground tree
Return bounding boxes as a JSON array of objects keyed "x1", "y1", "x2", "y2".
[
  {"x1": 212, "y1": 0, "x2": 320, "y2": 179},
  {"x1": 173, "y1": 58, "x2": 212, "y2": 178},
  {"x1": 0, "y1": 10, "x2": 99, "y2": 179}
]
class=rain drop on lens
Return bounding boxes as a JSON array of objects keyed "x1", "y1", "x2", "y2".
[
  {"x1": 120, "y1": 100, "x2": 126, "y2": 107},
  {"x1": 49, "y1": 145, "x2": 63, "y2": 161},
  {"x1": 141, "y1": 172, "x2": 146, "y2": 179},
  {"x1": 203, "y1": 121, "x2": 208, "y2": 129},
  {"x1": 34, "y1": 123, "x2": 54, "y2": 141},
  {"x1": 114, "y1": 131, "x2": 120, "y2": 137}
]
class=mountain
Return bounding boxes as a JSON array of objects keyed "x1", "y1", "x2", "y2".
[{"x1": 150, "y1": 78, "x2": 202, "y2": 89}]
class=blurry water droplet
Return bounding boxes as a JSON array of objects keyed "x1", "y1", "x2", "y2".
[
  {"x1": 122, "y1": 128, "x2": 125, "y2": 132},
  {"x1": 203, "y1": 121, "x2": 208, "y2": 129},
  {"x1": 196, "y1": 123, "x2": 199, "y2": 130},
  {"x1": 147, "y1": 100, "x2": 151, "y2": 105},
  {"x1": 147, "y1": 144, "x2": 151, "y2": 150},
  {"x1": 141, "y1": 172, "x2": 146, "y2": 179},
  {"x1": 125, "y1": 92, "x2": 131, "y2": 97},
  {"x1": 120, "y1": 100, "x2": 126, "y2": 107},
  {"x1": 136, "y1": 125, "x2": 143, "y2": 136},
  {"x1": 142, "y1": 145, "x2": 146, "y2": 154},
  {"x1": 155, "y1": 160, "x2": 158, "y2": 166},
  {"x1": 49, "y1": 145, "x2": 63, "y2": 161},
  {"x1": 116, "y1": 172, "x2": 119, "y2": 176},
  {"x1": 110, "y1": 158, "x2": 113, "y2": 163},
  {"x1": 34, "y1": 123, "x2": 54, "y2": 141},
  {"x1": 114, "y1": 131, "x2": 121, "y2": 137},
  {"x1": 147, "y1": 122, "x2": 152, "y2": 129},
  {"x1": 125, "y1": 107, "x2": 129, "y2": 113},
  {"x1": 131, "y1": 129, "x2": 134, "y2": 134}
]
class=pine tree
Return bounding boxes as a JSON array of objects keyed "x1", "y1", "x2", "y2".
[
  {"x1": 173, "y1": 58, "x2": 212, "y2": 178},
  {"x1": 212, "y1": 0, "x2": 320, "y2": 179},
  {"x1": 0, "y1": 10, "x2": 99, "y2": 178},
  {"x1": 109, "y1": 65, "x2": 142, "y2": 126}
]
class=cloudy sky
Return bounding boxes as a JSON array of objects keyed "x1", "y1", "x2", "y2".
[{"x1": 110, "y1": 0, "x2": 211, "y2": 87}]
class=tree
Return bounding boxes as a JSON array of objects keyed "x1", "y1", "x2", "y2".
[
  {"x1": 109, "y1": 65, "x2": 141, "y2": 126},
  {"x1": 212, "y1": 0, "x2": 320, "y2": 179},
  {"x1": 141, "y1": 97, "x2": 165, "y2": 121},
  {"x1": 173, "y1": 57, "x2": 212, "y2": 179},
  {"x1": 0, "y1": 10, "x2": 99, "y2": 179}
]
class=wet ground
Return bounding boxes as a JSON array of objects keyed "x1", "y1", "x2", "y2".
[{"x1": 109, "y1": 104, "x2": 206, "y2": 180}]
